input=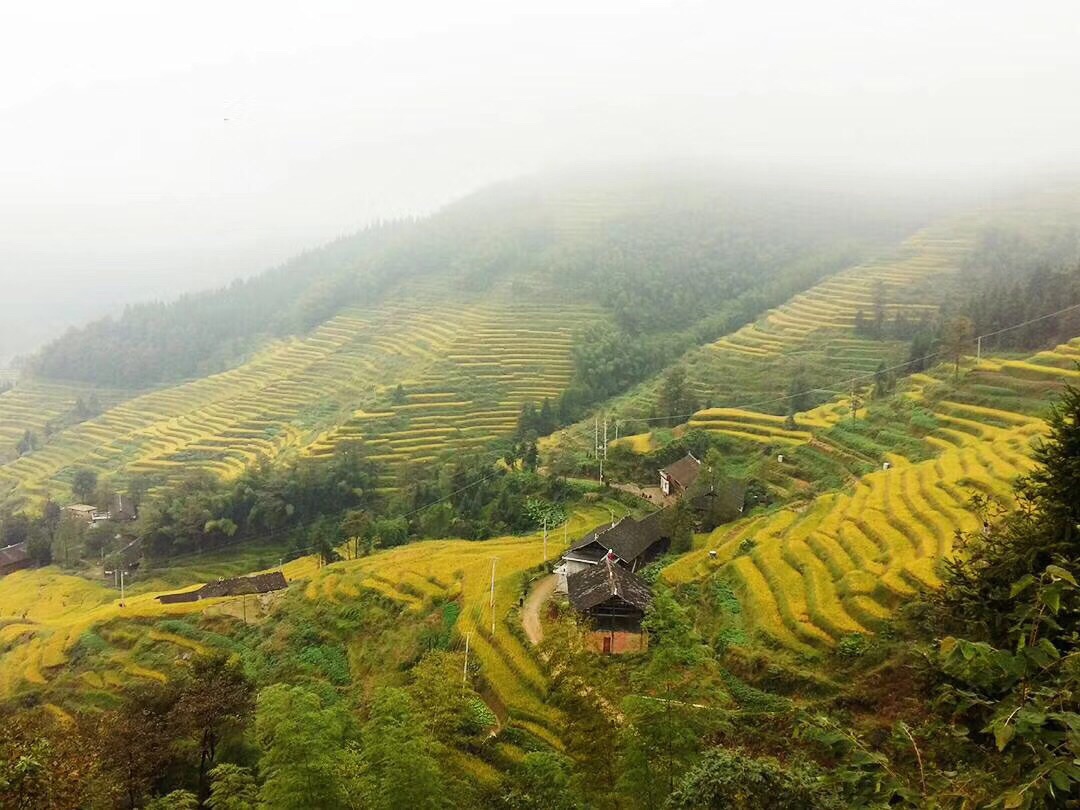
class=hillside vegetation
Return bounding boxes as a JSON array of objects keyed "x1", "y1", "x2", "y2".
[
  {"x1": 0, "y1": 169, "x2": 918, "y2": 507},
  {"x1": 664, "y1": 340, "x2": 1080, "y2": 652},
  {"x1": 3, "y1": 177, "x2": 1080, "y2": 808}
]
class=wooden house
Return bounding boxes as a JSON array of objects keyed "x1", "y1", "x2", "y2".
[
  {"x1": 156, "y1": 571, "x2": 287, "y2": 604},
  {"x1": 567, "y1": 554, "x2": 652, "y2": 654},
  {"x1": 659, "y1": 453, "x2": 702, "y2": 497},
  {"x1": 0, "y1": 542, "x2": 31, "y2": 577},
  {"x1": 554, "y1": 510, "x2": 671, "y2": 592}
]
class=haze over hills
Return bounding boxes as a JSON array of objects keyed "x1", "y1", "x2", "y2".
[
  {"x1": 0, "y1": 167, "x2": 945, "y2": 504},
  {"x1": 0, "y1": 166, "x2": 1079, "y2": 806},
  {"x1": 6, "y1": 1, "x2": 1080, "y2": 805}
]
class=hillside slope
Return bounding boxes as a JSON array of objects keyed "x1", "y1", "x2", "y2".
[
  {"x1": 0, "y1": 279, "x2": 601, "y2": 505},
  {"x1": 664, "y1": 339, "x2": 1080, "y2": 653},
  {"x1": 1, "y1": 169, "x2": 919, "y2": 506}
]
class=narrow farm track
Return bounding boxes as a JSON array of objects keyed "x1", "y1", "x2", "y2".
[
  {"x1": 663, "y1": 339, "x2": 1080, "y2": 655},
  {"x1": 522, "y1": 575, "x2": 557, "y2": 645}
]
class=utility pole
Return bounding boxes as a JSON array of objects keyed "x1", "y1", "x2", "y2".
[
  {"x1": 543, "y1": 517, "x2": 548, "y2": 562},
  {"x1": 462, "y1": 633, "x2": 470, "y2": 690},
  {"x1": 976, "y1": 335, "x2": 982, "y2": 363},
  {"x1": 594, "y1": 416, "x2": 599, "y2": 459},
  {"x1": 489, "y1": 558, "x2": 498, "y2": 635},
  {"x1": 603, "y1": 417, "x2": 608, "y2": 461},
  {"x1": 242, "y1": 594, "x2": 247, "y2": 624},
  {"x1": 119, "y1": 570, "x2": 126, "y2": 608}
]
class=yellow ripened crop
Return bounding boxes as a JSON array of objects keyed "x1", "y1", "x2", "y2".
[
  {"x1": 663, "y1": 354, "x2": 1060, "y2": 653},
  {"x1": 0, "y1": 284, "x2": 602, "y2": 504}
]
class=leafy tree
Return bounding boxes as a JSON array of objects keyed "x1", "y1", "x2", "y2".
[
  {"x1": 174, "y1": 653, "x2": 255, "y2": 803},
  {"x1": 71, "y1": 468, "x2": 99, "y2": 503},
  {"x1": 668, "y1": 747, "x2": 839, "y2": 809},
  {"x1": 371, "y1": 516, "x2": 409, "y2": 549},
  {"x1": 25, "y1": 524, "x2": 51, "y2": 566},
  {"x1": 0, "y1": 710, "x2": 100, "y2": 810},
  {"x1": 408, "y1": 652, "x2": 484, "y2": 743},
  {"x1": 14, "y1": 430, "x2": 38, "y2": 458},
  {"x1": 657, "y1": 366, "x2": 698, "y2": 425},
  {"x1": 309, "y1": 514, "x2": 343, "y2": 564},
  {"x1": 144, "y1": 791, "x2": 198, "y2": 810},
  {"x1": 347, "y1": 688, "x2": 445, "y2": 810},
  {"x1": 502, "y1": 751, "x2": 581, "y2": 810},
  {"x1": 662, "y1": 499, "x2": 696, "y2": 554},
  {"x1": 255, "y1": 684, "x2": 352, "y2": 809},
  {"x1": 940, "y1": 316, "x2": 975, "y2": 381},
  {"x1": 96, "y1": 683, "x2": 182, "y2": 810},
  {"x1": 907, "y1": 329, "x2": 935, "y2": 373},
  {"x1": 872, "y1": 361, "x2": 893, "y2": 399},
  {"x1": 786, "y1": 365, "x2": 814, "y2": 415},
  {"x1": 619, "y1": 587, "x2": 710, "y2": 805},
  {"x1": 539, "y1": 618, "x2": 622, "y2": 808},
  {"x1": 925, "y1": 382, "x2": 1080, "y2": 806},
  {"x1": 206, "y1": 764, "x2": 258, "y2": 810}
]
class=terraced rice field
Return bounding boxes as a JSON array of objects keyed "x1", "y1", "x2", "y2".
[
  {"x1": 663, "y1": 342, "x2": 1076, "y2": 655},
  {"x1": 0, "y1": 382, "x2": 133, "y2": 464},
  {"x1": 682, "y1": 226, "x2": 972, "y2": 409},
  {"x1": 304, "y1": 300, "x2": 594, "y2": 488},
  {"x1": 0, "y1": 501, "x2": 624, "y2": 748},
  {"x1": 0, "y1": 283, "x2": 599, "y2": 504}
]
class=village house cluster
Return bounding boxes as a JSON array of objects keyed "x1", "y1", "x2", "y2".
[{"x1": 553, "y1": 453, "x2": 705, "y2": 654}]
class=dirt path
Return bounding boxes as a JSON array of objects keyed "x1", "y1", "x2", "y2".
[
  {"x1": 611, "y1": 482, "x2": 671, "y2": 507},
  {"x1": 522, "y1": 574, "x2": 556, "y2": 645}
]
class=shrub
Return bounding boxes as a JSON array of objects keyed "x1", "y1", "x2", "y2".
[{"x1": 836, "y1": 633, "x2": 870, "y2": 658}]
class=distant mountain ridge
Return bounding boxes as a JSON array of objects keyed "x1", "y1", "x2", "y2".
[{"x1": 27, "y1": 166, "x2": 923, "y2": 389}]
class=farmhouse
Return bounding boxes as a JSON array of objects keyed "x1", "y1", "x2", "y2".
[
  {"x1": 659, "y1": 453, "x2": 702, "y2": 497},
  {"x1": 554, "y1": 510, "x2": 670, "y2": 592},
  {"x1": 156, "y1": 571, "x2": 288, "y2": 604},
  {"x1": 567, "y1": 553, "x2": 652, "y2": 654},
  {"x1": 0, "y1": 542, "x2": 31, "y2": 577},
  {"x1": 63, "y1": 504, "x2": 99, "y2": 524}
]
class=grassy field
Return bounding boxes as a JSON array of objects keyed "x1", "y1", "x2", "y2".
[
  {"x1": 0, "y1": 281, "x2": 600, "y2": 506},
  {"x1": 662, "y1": 340, "x2": 1078, "y2": 656}
]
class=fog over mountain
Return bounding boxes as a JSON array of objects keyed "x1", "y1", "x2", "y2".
[{"x1": 2, "y1": 0, "x2": 1078, "y2": 362}]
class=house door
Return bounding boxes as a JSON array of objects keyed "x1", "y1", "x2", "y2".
[{"x1": 602, "y1": 636, "x2": 612, "y2": 654}]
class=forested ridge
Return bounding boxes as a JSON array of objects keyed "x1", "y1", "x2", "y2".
[{"x1": 27, "y1": 169, "x2": 922, "y2": 390}]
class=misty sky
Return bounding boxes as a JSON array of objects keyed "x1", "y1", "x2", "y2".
[{"x1": 2, "y1": 0, "x2": 1079, "y2": 362}]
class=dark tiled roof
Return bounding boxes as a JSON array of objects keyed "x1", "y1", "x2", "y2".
[
  {"x1": 661, "y1": 453, "x2": 702, "y2": 489},
  {"x1": 567, "y1": 556, "x2": 652, "y2": 612},
  {"x1": 157, "y1": 571, "x2": 287, "y2": 603},
  {"x1": 0, "y1": 542, "x2": 29, "y2": 567},
  {"x1": 569, "y1": 510, "x2": 669, "y2": 564}
]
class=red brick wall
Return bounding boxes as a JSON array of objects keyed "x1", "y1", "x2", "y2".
[{"x1": 586, "y1": 630, "x2": 648, "y2": 654}]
